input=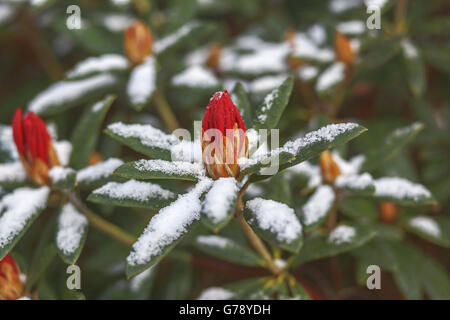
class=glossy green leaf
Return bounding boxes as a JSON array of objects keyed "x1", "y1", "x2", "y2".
[
  {"x1": 127, "y1": 57, "x2": 157, "y2": 111},
  {"x1": 338, "y1": 198, "x2": 378, "y2": 222},
  {"x1": 161, "y1": 259, "x2": 192, "y2": 299},
  {"x1": 70, "y1": 95, "x2": 116, "y2": 169},
  {"x1": 49, "y1": 167, "x2": 77, "y2": 190},
  {"x1": 401, "y1": 40, "x2": 426, "y2": 97},
  {"x1": 401, "y1": 215, "x2": 450, "y2": 247},
  {"x1": 231, "y1": 82, "x2": 253, "y2": 127}
]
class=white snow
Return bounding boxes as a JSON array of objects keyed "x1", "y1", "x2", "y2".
[
  {"x1": 291, "y1": 33, "x2": 334, "y2": 62},
  {"x1": 0, "y1": 187, "x2": 50, "y2": 248},
  {"x1": 56, "y1": 203, "x2": 88, "y2": 254},
  {"x1": 108, "y1": 122, "x2": 179, "y2": 150},
  {"x1": 335, "y1": 173, "x2": 373, "y2": 190},
  {"x1": 0, "y1": 5, "x2": 14, "y2": 25},
  {"x1": 201, "y1": 178, "x2": 239, "y2": 224},
  {"x1": 127, "y1": 56, "x2": 156, "y2": 106},
  {"x1": 298, "y1": 66, "x2": 319, "y2": 81},
  {"x1": 316, "y1": 62, "x2": 345, "y2": 92},
  {"x1": 337, "y1": 21, "x2": 366, "y2": 35},
  {"x1": 332, "y1": 152, "x2": 365, "y2": 175},
  {"x1": 401, "y1": 39, "x2": 419, "y2": 59},
  {"x1": 77, "y1": 158, "x2": 124, "y2": 183},
  {"x1": 288, "y1": 161, "x2": 322, "y2": 189},
  {"x1": 329, "y1": 0, "x2": 362, "y2": 13},
  {"x1": 250, "y1": 74, "x2": 287, "y2": 93},
  {"x1": 154, "y1": 22, "x2": 199, "y2": 54},
  {"x1": 328, "y1": 225, "x2": 356, "y2": 244},
  {"x1": 0, "y1": 162, "x2": 27, "y2": 184},
  {"x1": 409, "y1": 216, "x2": 441, "y2": 238},
  {"x1": 170, "y1": 140, "x2": 202, "y2": 163},
  {"x1": 198, "y1": 287, "x2": 234, "y2": 300},
  {"x1": 66, "y1": 54, "x2": 129, "y2": 79},
  {"x1": 246, "y1": 198, "x2": 302, "y2": 243},
  {"x1": 256, "y1": 81, "x2": 288, "y2": 123},
  {"x1": 0, "y1": 126, "x2": 18, "y2": 160},
  {"x1": 274, "y1": 259, "x2": 287, "y2": 269},
  {"x1": 365, "y1": 0, "x2": 389, "y2": 9},
  {"x1": 172, "y1": 65, "x2": 219, "y2": 88},
  {"x1": 92, "y1": 179, "x2": 175, "y2": 201},
  {"x1": 374, "y1": 177, "x2": 432, "y2": 201},
  {"x1": 127, "y1": 178, "x2": 212, "y2": 266},
  {"x1": 307, "y1": 24, "x2": 327, "y2": 45},
  {"x1": 49, "y1": 166, "x2": 74, "y2": 184},
  {"x1": 301, "y1": 185, "x2": 335, "y2": 226},
  {"x1": 185, "y1": 46, "x2": 209, "y2": 66},
  {"x1": 102, "y1": 14, "x2": 134, "y2": 32},
  {"x1": 196, "y1": 235, "x2": 233, "y2": 248},
  {"x1": 28, "y1": 73, "x2": 117, "y2": 114},
  {"x1": 54, "y1": 140, "x2": 72, "y2": 167},
  {"x1": 134, "y1": 159, "x2": 205, "y2": 177},
  {"x1": 246, "y1": 183, "x2": 264, "y2": 197}
]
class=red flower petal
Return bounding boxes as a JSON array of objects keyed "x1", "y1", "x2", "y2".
[{"x1": 12, "y1": 108, "x2": 26, "y2": 158}]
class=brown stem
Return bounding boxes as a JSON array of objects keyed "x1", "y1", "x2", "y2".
[
  {"x1": 66, "y1": 191, "x2": 136, "y2": 246},
  {"x1": 395, "y1": 0, "x2": 409, "y2": 35}
]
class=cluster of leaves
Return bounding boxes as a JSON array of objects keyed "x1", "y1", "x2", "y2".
[{"x1": 0, "y1": 0, "x2": 449, "y2": 299}]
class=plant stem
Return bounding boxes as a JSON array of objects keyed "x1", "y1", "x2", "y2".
[
  {"x1": 395, "y1": 0, "x2": 409, "y2": 34},
  {"x1": 66, "y1": 192, "x2": 136, "y2": 246},
  {"x1": 154, "y1": 88, "x2": 181, "y2": 132},
  {"x1": 235, "y1": 181, "x2": 281, "y2": 275}
]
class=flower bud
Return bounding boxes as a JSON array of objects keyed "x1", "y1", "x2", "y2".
[
  {"x1": 12, "y1": 108, "x2": 59, "y2": 185},
  {"x1": 0, "y1": 255, "x2": 24, "y2": 300},
  {"x1": 379, "y1": 202, "x2": 397, "y2": 223},
  {"x1": 205, "y1": 43, "x2": 223, "y2": 69},
  {"x1": 124, "y1": 20, "x2": 153, "y2": 65},
  {"x1": 319, "y1": 150, "x2": 341, "y2": 184},
  {"x1": 201, "y1": 90, "x2": 248, "y2": 179},
  {"x1": 334, "y1": 31, "x2": 355, "y2": 65}
]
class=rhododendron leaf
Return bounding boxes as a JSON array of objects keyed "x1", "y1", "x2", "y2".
[
  {"x1": 231, "y1": 82, "x2": 253, "y2": 127},
  {"x1": 361, "y1": 122, "x2": 424, "y2": 172},
  {"x1": 126, "y1": 57, "x2": 157, "y2": 111},
  {"x1": 372, "y1": 176, "x2": 436, "y2": 205},
  {"x1": 400, "y1": 216, "x2": 450, "y2": 248},
  {"x1": 193, "y1": 235, "x2": 263, "y2": 267},
  {"x1": 70, "y1": 95, "x2": 116, "y2": 169},
  {"x1": 49, "y1": 167, "x2": 77, "y2": 190},
  {"x1": 252, "y1": 76, "x2": 293, "y2": 131}
]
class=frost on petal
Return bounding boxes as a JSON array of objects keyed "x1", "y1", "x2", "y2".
[
  {"x1": 409, "y1": 216, "x2": 441, "y2": 238},
  {"x1": 201, "y1": 178, "x2": 239, "y2": 224},
  {"x1": 301, "y1": 185, "x2": 335, "y2": 226},
  {"x1": 328, "y1": 225, "x2": 356, "y2": 245},
  {"x1": 56, "y1": 204, "x2": 88, "y2": 255},
  {"x1": 77, "y1": 158, "x2": 124, "y2": 183},
  {"x1": 0, "y1": 187, "x2": 50, "y2": 248},
  {"x1": 197, "y1": 287, "x2": 234, "y2": 300},
  {"x1": 127, "y1": 178, "x2": 212, "y2": 266},
  {"x1": 246, "y1": 198, "x2": 302, "y2": 243}
]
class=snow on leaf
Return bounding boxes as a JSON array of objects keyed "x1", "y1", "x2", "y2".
[
  {"x1": 301, "y1": 185, "x2": 335, "y2": 227},
  {"x1": 54, "y1": 140, "x2": 72, "y2": 167},
  {"x1": 201, "y1": 177, "x2": 239, "y2": 225},
  {"x1": 336, "y1": 20, "x2": 366, "y2": 35},
  {"x1": 127, "y1": 56, "x2": 156, "y2": 107},
  {"x1": 297, "y1": 66, "x2": 319, "y2": 81},
  {"x1": 409, "y1": 216, "x2": 441, "y2": 238},
  {"x1": 335, "y1": 173, "x2": 373, "y2": 191},
  {"x1": 0, "y1": 187, "x2": 50, "y2": 249},
  {"x1": 127, "y1": 178, "x2": 212, "y2": 267},
  {"x1": 246, "y1": 198, "x2": 302, "y2": 244},
  {"x1": 170, "y1": 140, "x2": 202, "y2": 163},
  {"x1": 66, "y1": 54, "x2": 129, "y2": 79},
  {"x1": 134, "y1": 159, "x2": 206, "y2": 177},
  {"x1": 374, "y1": 177, "x2": 432, "y2": 203},
  {"x1": 250, "y1": 74, "x2": 287, "y2": 93},
  {"x1": 316, "y1": 62, "x2": 345, "y2": 92},
  {"x1": 77, "y1": 158, "x2": 124, "y2": 184},
  {"x1": 291, "y1": 33, "x2": 335, "y2": 62},
  {"x1": 196, "y1": 235, "x2": 233, "y2": 249},
  {"x1": 56, "y1": 204, "x2": 88, "y2": 255},
  {"x1": 154, "y1": 22, "x2": 199, "y2": 54},
  {"x1": 0, "y1": 162, "x2": 27, "y2": 185},
  {"x1": 172, "y1": 65, "x2": 220, "y2": 88},
  {"x1": 328, "y1": 225, "x2": 356, "y2": 245},
  {"x1": 197, "y1": 287, "x2": 234, "y2": 300},
  {"x1": 288, "y1": 161, "x2": 322, "y2": 189},
  {"x1": 49, "y1": 166, "x2": 75, "y2": 184}
]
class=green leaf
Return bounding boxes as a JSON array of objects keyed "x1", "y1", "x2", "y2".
[
  {"x1": 161, "y1": 259, "x2": 192, "y2": 299},
  {"x1": 401, "y1": 215, "x2": 450, "y2": 247},
  {"x1": 69, "y1": 95, "x2": 116, "y2": 169},
  {"x1": 49, "y1": 167, "x2": 77, "y2": 190},
  {"x1": 361, "y1": 122, "x2": 424, "y2": 172},
  {"x1": 292, "y1": 224, "x2": 376, "y2": 266},
  {"x1": 252, "y1": 76, "x2": 293, "y2": 131},
  {"x1": 244, "y1": 198, "x2": 303, "y2": 253},
  {"x1": 338, "y1": 198, "x2": 378, "y2": 222},
  {"x1": 334, "y1": 173, "x2": 376, "y2": 196},
  {"x1": 223, "y1": 277, "x2": 270, "y2": 299},
  {"x1": 88, "y1": 180, "x2": 176, "y2": 210},
  {"x1": 241, "y1": 123, "x2": 367, "y2": 178},
  {"x1": 401, "y1": 40, "x2": 426, "y2": 97},
  {"x1": 105, "y1": 122, "x2": 179, "y2": 160},
  {"x1": 76, "y1": 158, "x2": 125, "y2": 190},
  {"x1": 231, "y1": 82, "x2": 253, "y2": 127},
  {"x1": 127, "y1": 57, "x2": 157, "y2": 111},
  {"x1": 154, "y1": 21, "x2": 201, "y2": 55},
  {"x1": 0, "y1": 187, "x2": 50, "y2": 261},
  {"x1": 56, "y1": 204, "x2": 89, "y2": 265},
  {"x1": 200, "y1": 178, "x2": 239, "y2": 232},
  {"x1": 193, "y1": 235, "x2": 264, "y2": 267},
  {"x1": 299, "y1": 185, "x2": 335, "y2": 231},
  {"x1": 287, "y1": 280, "x2": 312, "y2": 300},
  {"x1": 417, "y1": 251, "x2": 450, "y2": 299},
  {"x1": 114, "y1": 159, "x2": 203, "y2": 182},
  {"x1": 27, "y1": 73, "x2": 122, "y2": 117}
]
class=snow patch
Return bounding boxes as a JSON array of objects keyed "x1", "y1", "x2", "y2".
[
  {"x1": 127, "y1": 56, "x2": 156, "y2": 106},
  {"x1": 92, "y1": 179, "x2": 175, "y2": 201},
  {"x1": 172, "y1": 65, "x2": 219, "y2": 88},
  {"x1": 301, "y1": 185, "x2": 335, "y2": 226},
  {"x1": 66, "y1": 54, "x2": 129, "y2": 79},
  {"x1": 409, "y1": 216, "x2": 441, "y2": 238},
  {"x1": 198, "y1": 287, "x2": 234, "y2": 300},
  {"x1": 202, "y1": 178, "x2": 239, "y2": 224},
  {"x1": 56, "y1": 204, "x2": 88, "y2": 254},
  {"x1": 328, "y1": 225, "x2": 356, "y2": 244},
  {"x1": 374, "y1": 177, "x2": 431, "y2": 201},
  {"x1": 77, "y1": 158, "x2": 124, "y2": 183}
]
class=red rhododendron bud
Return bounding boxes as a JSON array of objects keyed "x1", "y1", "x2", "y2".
[
  {"x1": 334, "y1": 31, "x2": 355, "y2": 65},
  {"x1": 124, "y1": 20, "x2": 153, "y2": 65},
  {"x1": 379, "y1": 202, "x2": 397, "y2": 223},
  {"x1": 12, "y1": 108, "x2": 60, "y2": 185},
  {"x1": 0, "y1": 255, "x2": 24, "y2": 300},
  {"x1": 201, "y1": 90, "x2": 248, "y2": 179},
  {"x1": 319, "y1": 150, "x2": 341, "y2": 184}
]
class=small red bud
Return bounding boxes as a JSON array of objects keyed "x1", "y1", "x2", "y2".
[{"x1": 0, "y1": 255, "x2": 24, "y2": 300}]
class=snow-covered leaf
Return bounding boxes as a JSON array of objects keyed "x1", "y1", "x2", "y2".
[
  {"x1": 70, "y1": 95, "x2": 116, "y2": 169},
  {"x1": 315, "y1": 62, "x2": 345, "y2": 93},
  {"x1": 76, "y1": 158, "x2": 124, "y2": 189},
  {"x1": 56, "y1": 203, "x2": 88, "y2": 265},
  {"x1": 154, "y1": 21, "x2": 200, "y2": 55},
  {"x1": 0, "y1": 187, "x2": 50, "y2": 260},
  {"x1": 401, "y1": 215, "x2": 450, "y2": 247},
  {"x1": 28, "y1": 73, "x2": 120, "y2": 116},
  {"x1": 126, "y1": 178, "x2": 212, "y2": 278},
  {"x1": 127, "y1": 56, "x2": 156, "y2": 111},
  {"x1": 194, "y1": 235, "x2": 263, "y2": 267},
  {"x1": 292, "y1": 224, "x2": 376, "y2": 266},
  {"x1": 115, "y1": 159, "x2": 205, "y2": 182},
  {"x1": 172, "y1": 65, "x2": 220, "y2": 89},
  {"x1": 361, "y1": 122, "x2": 424, "y2": 172},
  {"x1": 88, "y1": 179, "x2": 176, "y2": 210},
  {"x1": 200, "y1": 178, "x2": 239, "y2": 231},
  {"x1": 0, "y1": 125, "x2": 18, "y2": 162},
  {"x1": 373, "y1": 177, "x2": 435, "y2": 205},
  {"x1": 334, "y1": 173, "x2": 375, "y2": 195},
  {"x1": 252, "y1": 76, "x2": 293, "y2": 131},
  {"x1": 401, "y1": 39, "x2": 426, "y2": 97},
  {"x1": 300, "y1": 185, "x2": 335, "y2": 231},
  {"x1": 66, "y1": 54, "x2": 130, "y2": 79},
  {"x1": 105, "y1": 122, "x2": 179, "y2": 160},
  {"x1": 49, "y1": 166, "x2": 77, "y2": 190},
  {"x1": 0, "y1": 162, "x2": 28, "y2": 187},
  {"x1": 245, "y1": 198, "x2": 303, "y2": 252}
]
